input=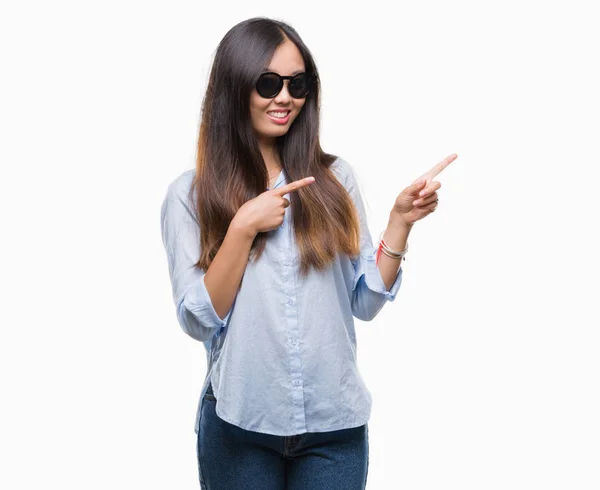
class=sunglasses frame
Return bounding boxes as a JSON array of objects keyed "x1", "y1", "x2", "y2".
[{"x1": 255, "y1": 72, "x2": 316, "y2": 99}]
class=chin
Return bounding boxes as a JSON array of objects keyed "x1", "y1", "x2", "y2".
[{"x1": 264, "y1": 127, "x2": 290, "y2": 137}]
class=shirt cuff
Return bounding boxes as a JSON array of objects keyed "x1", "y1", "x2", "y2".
[
  {"x1": 182, "y1": 274, "x2": 232, "y2": 337},
  {"x1": 352, "y1": 247, "x2": 403, "y2": 301}
]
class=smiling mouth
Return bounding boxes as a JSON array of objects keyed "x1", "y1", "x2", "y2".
[{"x1": 267, "y1": 110, "x2": 291, "y2": 119}]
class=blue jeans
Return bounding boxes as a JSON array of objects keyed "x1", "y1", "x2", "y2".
[{"x1": 196, "y1": 382, "x2": 369, "y2": 489}]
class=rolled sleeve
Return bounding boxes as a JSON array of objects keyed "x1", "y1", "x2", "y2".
[
  {"x1": 351, "y1": 246, "x2": 403, "y2": 321},
  {"x1": 161, "y1": 171, "x2": 233, "y2": 342},
  {"x1": 353, "y1": 247, "x2": 403, "y2": 300},
  {"x1": 178, "y1": 271, "x2": 232, "y2": 339}
]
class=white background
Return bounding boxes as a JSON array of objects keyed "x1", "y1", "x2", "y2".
[{"x1": 1, "y1": 1, "x2": 599, "y2": 488}]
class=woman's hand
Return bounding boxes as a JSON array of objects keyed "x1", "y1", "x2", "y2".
[
  {"x1": 232, "y1": 176, "x2": 316, "y2": 237},
  {"x1": 392, "y1": 153, "x2": 457, "y2": 226}
]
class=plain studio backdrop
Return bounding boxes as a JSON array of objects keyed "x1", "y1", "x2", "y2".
[{"x1": 1, "y1": 1, "x2": 598, "y2": 489}]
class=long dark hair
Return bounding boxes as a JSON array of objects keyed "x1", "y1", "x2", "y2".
[{"x1": 192, "y1": 17, "x2": 360, "y2": 277}]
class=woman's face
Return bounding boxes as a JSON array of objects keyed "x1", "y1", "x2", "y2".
[{"x1": 250, "y1": 40, "x2": 307, "y2": 145}]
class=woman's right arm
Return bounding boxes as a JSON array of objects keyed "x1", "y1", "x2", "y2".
[
  {"x1": 160, "y1": 173, "x2": 313, "y2": 341},
  {"x1": 160, "y1": 175, "x2": 255, "y2": 342},
  {"x1": 203, "y1": 219, "x2": 256, "y2": 320},
  {"x1": 204, "y1": 175, "x2": 319, "y2": 322}
]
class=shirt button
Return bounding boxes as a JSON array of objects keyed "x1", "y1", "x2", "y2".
[
  {"x1": 287, "y1": 299, "x2": 294, "y2": 306},
  {"x1": 291, "y1": 339, "x2": 298, "y2": 346},
  {"x1": 292, "y1": 380, "x2": 301, "y2": 386}
]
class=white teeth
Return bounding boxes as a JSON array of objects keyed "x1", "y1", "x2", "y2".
[{"x1": 268, "y1": 111, "x2": 289, "y2": 118}]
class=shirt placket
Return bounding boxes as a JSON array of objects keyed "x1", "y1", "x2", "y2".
[
  {"x1": 282, "y1": 251, "x2": 305, "y2": 433},
  {"x1": 277, "y1": 180, "x2": 306, "y2": 434}
]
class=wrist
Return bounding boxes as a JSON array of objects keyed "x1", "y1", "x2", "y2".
[
  {"x1": 388, "y1": 210, "x2": 414, "y2": 230},
  {"x1": 381, "y1": 212, "x2": 412, "y2": 251},
  {"x1": 229, "y1": 216, "x2": 257, "y2": 242}
]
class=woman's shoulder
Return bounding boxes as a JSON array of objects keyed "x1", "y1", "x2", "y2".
[
  {"x1": 327, "y1": 155, "x2": 361, "y2": 189},
  {"x1": 164, "y1": 168, "x2": 196, "y2": 202},
  {"x1": 327, "y1": 155, "x2": 352, "y2": 182}
]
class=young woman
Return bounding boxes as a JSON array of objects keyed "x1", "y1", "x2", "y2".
[{"x1": 160, "y1": 16, "x2": 456, "y2": 490}]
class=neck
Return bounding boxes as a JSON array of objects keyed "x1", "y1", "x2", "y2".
[{"x1": 257, "y1": 138, "x2": 281, "y2": 172}]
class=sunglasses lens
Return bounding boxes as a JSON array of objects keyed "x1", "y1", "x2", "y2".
[
  {"x1": 256, "y1": 73, "x2": 281, "y2": 98},
  {"x1": 289, "y1": 73, "x2": 311, "y2": 98}
]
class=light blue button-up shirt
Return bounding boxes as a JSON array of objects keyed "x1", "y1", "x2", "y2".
[{"x1": 160, "y1": 157, "x2": 403, "y2": 436}]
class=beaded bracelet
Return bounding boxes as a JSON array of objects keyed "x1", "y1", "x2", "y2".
[{"x1": 375, "y1": 231, "x2": 409, "y2": 265}]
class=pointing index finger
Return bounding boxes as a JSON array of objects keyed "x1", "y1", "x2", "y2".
[
  {"x1": 413, "y1": 153, "x2": 458, "y2": 184},
  {"x1": 272, "y1": 176, "x2": 316, "y2": 196},
  {"x1": 427, "y1": 153, "x2": 457, "y2": 178}
]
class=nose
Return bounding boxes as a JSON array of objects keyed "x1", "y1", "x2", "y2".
[{"x1": 274, "y1": 80, "x2": 292, "y2": 103}]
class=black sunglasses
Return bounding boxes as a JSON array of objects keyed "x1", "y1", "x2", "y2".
[{"x1": 255, "y1": 72, "x2": 315, "y2": 99}]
